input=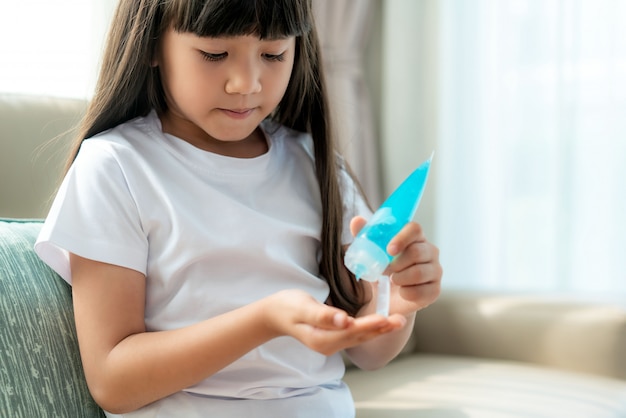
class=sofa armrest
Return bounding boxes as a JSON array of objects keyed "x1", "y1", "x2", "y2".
[
  {"x1": 412, "y1": 290, "x2": 626, "y2": 380},
  {"x1": 0, "y1": 219, "x2": 104, "y2": 417},
  {"x1": 0, "y1": 93, "x2": 86, "y2": 218}
]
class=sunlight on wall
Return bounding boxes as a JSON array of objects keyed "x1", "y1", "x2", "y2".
[{"x1": 0, "y1": 1, "x2": 114, "y2": 99}]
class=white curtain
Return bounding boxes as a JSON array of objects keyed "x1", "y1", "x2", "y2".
[
  {"x1": 436, "y1": 0, "x2": 626, "y2": 299},
  {"x1": 313, "y1": 0, "x2": 382, "y2": 204}
]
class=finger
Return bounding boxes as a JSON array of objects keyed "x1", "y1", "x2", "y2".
[
  {"x1": 351, "y1": 313, "x2": 393, "y2": 329},
  {"x1": 387, "y1": 241, "x2": 435, "y2": 275},
  {"x1": 386, "y1": 222, "x2": 426, "y2": 256},
  {"x1": 349, "y1": 216, "x2": 368, "y2": 238},
  {"x1": 313, "y1": 314, "x2": 393, "y2": 338},
  {"x1": 300, "y1": 312, "x2": 409, "y2": 355},
  {"x1": 344, "y1": 314, "x2": 407, "y2": 338},
  {"x1": 340, "y1": 314, "x2": 408, "y2": 345},
  {"x1": 363, "y1": 313, "x2": 407, "y2": 332},
  {"x1": 392, "y1": 261, "x2": 441, "y2": 286},
  {"x1": 397, "y1": 281, "x2": 441, "y2": 311},
  {"x1": 305, "y1": 304, "x2": 352, "y2": 330}
]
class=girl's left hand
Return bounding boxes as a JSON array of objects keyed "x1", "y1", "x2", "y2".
[{"x1": 350, "y1": 216, "x2": 443, "y2": 317}]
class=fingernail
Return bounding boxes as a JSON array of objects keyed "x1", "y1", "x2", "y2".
[{"x1": 334, "y1": 313, "x2": 346, "y2": 327}]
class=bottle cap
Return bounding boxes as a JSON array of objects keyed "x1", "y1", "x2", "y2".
[{"x1": 344, "y1": 236, "x2": 390, "y2": 282}]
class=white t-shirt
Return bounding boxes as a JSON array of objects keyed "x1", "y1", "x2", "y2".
[{"x1": 35, "y1": 110, "x2": 371, "y2": 418}]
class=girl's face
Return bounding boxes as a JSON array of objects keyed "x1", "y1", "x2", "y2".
[{"x1": 155, "y1": 28, "x2": 296, "y2": 157}]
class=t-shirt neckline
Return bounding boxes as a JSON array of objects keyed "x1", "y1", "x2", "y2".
[{"x1": 144, "y1": 110, "x2": 278, "y2": 178}]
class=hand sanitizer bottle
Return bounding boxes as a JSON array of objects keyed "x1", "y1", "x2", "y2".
[{"x1": 344, "y1": 153, "x2": 433, "y2": 315}]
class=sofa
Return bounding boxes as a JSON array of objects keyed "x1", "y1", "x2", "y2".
[{"x1": 2, "y1": 93, "x2": 626, "y2": 417}]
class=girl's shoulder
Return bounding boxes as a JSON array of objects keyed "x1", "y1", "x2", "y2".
[
  {"x1": 81, "y1": 111, "x2": 160, "y2": 157},
  {"x1": 92, "y1": 110, "x2": 157, "y2": 140}
]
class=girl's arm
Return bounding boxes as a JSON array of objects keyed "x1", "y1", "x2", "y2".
[
  {"x1": 343, "y1": 218, "x2": 443, "y2": 370},
  {"x1": 70, "y1": 253, "x2": 402, "y2": 414}
]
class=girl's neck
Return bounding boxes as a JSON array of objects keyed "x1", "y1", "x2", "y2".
[{"x1": 158, "y1": 112, "x2": 269, "y2": 159}]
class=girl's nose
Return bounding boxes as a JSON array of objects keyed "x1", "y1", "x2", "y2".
[{"x1": 225, "y1": 63, "x2": 262, "y2": 95}]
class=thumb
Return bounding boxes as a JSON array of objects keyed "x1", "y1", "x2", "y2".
[
  {"x1": 350, "y1": 216, "x2": 368, "y2": 238},
  {"x1": 302, "y1": 303, "x2": 352, "y2": 330}
]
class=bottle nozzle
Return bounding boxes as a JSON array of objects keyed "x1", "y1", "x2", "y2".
[{"x1": 344, "y1": 236, "x2": 390, "y2": 282}]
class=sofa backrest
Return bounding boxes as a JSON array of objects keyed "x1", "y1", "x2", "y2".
[
  {"x1": 0, "y1": 94, "x2": 87, "y2": 219},
  {"x1": 0, "y1": 218, "x2": 104, "y2": 417}
]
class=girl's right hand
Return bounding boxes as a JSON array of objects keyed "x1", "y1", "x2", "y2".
[{"x1": 264, "y1": 289, "x2": 406, "y2": 356}]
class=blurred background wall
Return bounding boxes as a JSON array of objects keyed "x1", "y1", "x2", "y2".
[{"x1": 1, "y1": 0, "x2": 624, "y2": 302}]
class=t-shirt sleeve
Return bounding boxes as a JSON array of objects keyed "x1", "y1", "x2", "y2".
[
  {"x1": 34, "y1": 140, "x2": 148, "y2": 284},
  {"x1": 339, "y1": 163, "x2": 373, "y2": 245}
]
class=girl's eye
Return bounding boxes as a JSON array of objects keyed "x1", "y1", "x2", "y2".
[
  {"x1": 263, "y1": 53, "x2": 286, "y2": 62},
  {"x1": 200, "y1": 51, "x2": 227, "y2": 62}
]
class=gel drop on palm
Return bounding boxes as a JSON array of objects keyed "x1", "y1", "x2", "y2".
[{"x1": 345, "y1": 153, "x2": 433, "y2": 315}]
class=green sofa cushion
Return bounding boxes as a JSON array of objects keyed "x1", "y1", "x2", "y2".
[{"x1": 0, "y1": 218, "x2": 104, "y2": 418}]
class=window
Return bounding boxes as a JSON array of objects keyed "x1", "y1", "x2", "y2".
[
  {"x1": 436, "y1": 0, "x2": 626, "y2": 300},
  {"x1": 0, "y1": 1, "x2": 114, "y2": 98}
]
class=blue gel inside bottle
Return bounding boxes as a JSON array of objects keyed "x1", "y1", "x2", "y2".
[{"x1": 345, "y1": 153, "x2": 433, "y2": 314}]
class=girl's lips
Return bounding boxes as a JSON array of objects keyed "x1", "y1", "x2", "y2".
[{"x1": 220, "y1": 108, "x2": 255, "y2": 119}]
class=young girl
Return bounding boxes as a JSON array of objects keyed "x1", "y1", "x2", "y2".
[{"x1": 35, "y1": 0, "x2": 442, "y2": 417}]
